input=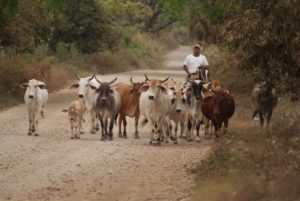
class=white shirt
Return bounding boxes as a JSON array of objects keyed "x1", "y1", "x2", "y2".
[{"x1": 183, "y1": 54, "x2": 209, "y2": 73}]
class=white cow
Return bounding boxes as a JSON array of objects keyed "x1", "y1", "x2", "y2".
[
  {"x1": 20, "y1": 79, "x2": 48, "y2": 136},
  {"x1": 69, "y1": 74, "x2": 100, "y2": 134},
  {"x1": 62, "y1": 100, "x2": 85, "y2": 139},
  {"x1": 167, "y1": 80, "x2": 188, "y2": 144},
  {"x1": 139, "y1": 75, "x2": 171, "y2": 145}
]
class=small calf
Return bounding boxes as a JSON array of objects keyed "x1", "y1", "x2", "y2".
[{"x1": 62, "y1": 100, "x2": 85, "y2": 139}]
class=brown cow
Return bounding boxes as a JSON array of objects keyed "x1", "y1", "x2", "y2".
[
  {"x1": 117, "y1": 77, "x2": 145, "y2": 139},
  {"x1": 201, "y1": 89, "x2": 235, "y2": 137}
]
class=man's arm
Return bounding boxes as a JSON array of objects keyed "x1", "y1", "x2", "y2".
[{"x1": 183, "y1": 65, "x2": 191, "y2": 75}]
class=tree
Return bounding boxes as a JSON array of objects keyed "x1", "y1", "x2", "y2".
[{"x1": 49, "y1": 0, "x2": 107, "y2": 53}]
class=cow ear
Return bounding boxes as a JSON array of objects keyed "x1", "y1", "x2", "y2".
[
  {"x1": 62, "y1": 109, "x2": 69, "y2": 112},
  {"x1": 139, "y1": 84, "x2": 149, "y2": 93},
  {"x1": 38, "y1": 84, "x2": 46, "y2": 89},
  {"x1": 20, "y1": 83, "x2": 28, "y2": 88},
  {"x1": 109, "y1": 89, "x2": 114, "y2": 94},
  {"x1": 70, "y1": 83, "x2": 79, "y2": 89},
  {"x1": 186, "y1": 87, "x2": 193, "y2": 95},
  {"x1": 158, "y1": 86, "x2": 168, "y2": 94},
  {"x1": 89, "y1": 84, "x2": 97, "y2": 90}
]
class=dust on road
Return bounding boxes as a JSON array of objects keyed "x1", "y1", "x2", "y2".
[{"x1": 0, "y1": 46, "x2": 211, "y2": 201}]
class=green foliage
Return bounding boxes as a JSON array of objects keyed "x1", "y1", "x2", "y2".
[{"x1": 49, "y1": 0, "x2": 107, "y2": 54}]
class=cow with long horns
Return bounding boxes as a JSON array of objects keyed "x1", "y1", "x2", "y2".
[
  {"x1": 117, "y1": 77, "x2": 145, "y2": 139},
  {"x1": 90, "y1": 77, "x2": 121, "y2": 140},
  {"x1": 69, "y1": 74, "x2": 100, "y2": 134},
  {"x1": 139, "y1": 75, "x2": 171, "y2": 145}
]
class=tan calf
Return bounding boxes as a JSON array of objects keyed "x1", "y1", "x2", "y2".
[{"x1": 62, "y1": 100, "x2": 85, "y2": 139}]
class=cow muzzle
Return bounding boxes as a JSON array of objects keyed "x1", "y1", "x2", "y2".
[
  {"x1": 176, "y1": 109, "x2": 181, "y2": 113},
  {"x1": 101, "y1": 98, "x2": 107, "y2": 103},
  {"x1": 149, "y1": 95, "x2": 155, "y2": 100},
  {"x1": 28, "y1": 95, "x2": 34, "y2": 99},
  {"x1": 78, "y1": 94, "x2": 84, "y2": 98}
]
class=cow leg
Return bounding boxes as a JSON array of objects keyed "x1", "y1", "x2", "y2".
[
  {"x1": 148, "y1": 118, "x2": 155, "y2": 145},
  {"x1": 99, "y1": 117, "x2": 106, "y2": 141},
  {"x1": 179, "y1": 119, "x2": 185, "y2": 139},
  {"x1": 95, "y1": 112, "x2": 100, "y2": 132},
  {"x1": 162, "y1": 120, "x2": 170, "y2": 144},
  {"x1": 187, "y1": 119, "x2": 195, "y2": 142},
  {"x1": 134, "y1": 115, "x2": 139, "y2": 139},
  {"x1": 118, "y1": 114, "x2": 123, "y2": 138},
  {"x1": 184, "y1": 118, "x2": 192, "y2": 140},
  {"x1": 195, "y1": 120, "x2": 201, "y2": 142},
  {"x1": 266, "y1": 110, "x2": 273, "y2": 131},
  {"x1": 90, "y1": 110, "x2": 96, "y2": 134},
  {"x1": 259, "y1": 112, "x2": 264, "y2": 128},
  {"x1": 223, "y1": 119, "x2": 228, "y2": 135},
  {"x1": 204, "y1": 117, "x2": 210, "y2": 139},
  {"x1": 108, "y1": 116, "x2": 114, "y2": 141},
  {"x1": 28, "y1": 110, "x2": 33, "y2": 135},
  {"x1": 173, "y1": 121, "x2": 179, "y2": 144},
  {"x1": 212, "y1": 120, "x2": 220, "y2": 138},
  {"x1": 33, "y1": 110, "x2": 40, "y2": 136},
  {"x1": 122, "y1": 116, "x2": 127, "y2": 138},
  {"x1": 70, "y1": 119, "x2": 75, "y2": 139}
]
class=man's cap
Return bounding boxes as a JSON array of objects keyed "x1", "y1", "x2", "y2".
[{"x1": 193, "y1": 44, "x2": 201, "y2": 49}]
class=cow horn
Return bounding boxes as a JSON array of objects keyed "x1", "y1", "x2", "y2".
[
  {"x1": 130, "y1": 77, "x2": 134, "y2": 85},
  {"x1": 144, "y1": 74, "x2": 150, "y2": 82},
  {"x1": 95, "y1": 76, "x2": 102, "y2": 84},
  {"x1": 88, "y1": 74, "x2": 95, "y2": 82},
  {"x1": 74, "y1": 73, "x2": 80, "y2": 80},
  {"x1": 171, "y1": 78, "x2": 176, "y2": 84},
  {"x1": 160, "y1": 77, "x2": 169, "y2": 83},
  {"x1": 109, "y1": 77, "x2": 118, "y2": 85}
]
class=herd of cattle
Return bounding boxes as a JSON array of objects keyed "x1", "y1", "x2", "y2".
[{"x1": 19, "y1": 74, "x2": 278, "y2": 145}]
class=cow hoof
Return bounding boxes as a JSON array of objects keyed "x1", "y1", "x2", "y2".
[
  {"x1": 149, "y1": 140, "x2": 153, "y2": 145},
  {"x1": 164, "y1": 139, "x2": 169, "y2": 143},
  {"x1": 71, "y1": 137, "x2": 74, "y2": 139},
  {"x1": 173, "y1": 141, "x2": 178, "y2": 145},
  {"x1": 28, "y1": 132, "x2": 32, "y2": 136},
  {"x1": 118, "y1": 133, "x2": 123, "y2": 138},
  {"x1": 195, "y1": 137, "x2": 201, "y2": 143},
  {"x1": 182, "y1": 136, "x2": 187, "y2": 139},
  {"x1": 75, "y1": 136, "x2": 80, "y2": 139},
  {"x1": 101, "y1": 137, "x2": 106, "y2": 141},
  {"x1": 152, "y1": 141, "x2": 161, "y2": 146},
  {"x1": 95, "y1": 127, "x2": 100, "y2": 132},
  {"x1": 187, "y1": 138, "x2": 193, "y2": 142},
  {"x1": 90, "y1": 129, "x2": 96, "y2": 134},
  {"x1": 34, "y1": 133, "x2": 39, "y2": 137},
  {"x1": 80, "y1": 130, "x2": 85, "y2": 134},
  {"x1": 204, "y1": 134, "x2": 210, "y2": 139},
  {"x1": 170, "y1": 136, "x2": 175, "y2": 141},
  {"x1": 108, "y1": 136, "x2": 113, "y2": 141},
  {"x1": 134, "y1": 134, "x2": 139, "y2": 139},
  {"x1": 123, "y1": 135, "x2": 127, "y2": 139}
]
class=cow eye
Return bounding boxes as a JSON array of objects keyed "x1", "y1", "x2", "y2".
[
  {"x1": 170, "y1": 87, "x2": 175, "y2": 91},
  {"x1": 182, "y1": 98, "x2": 186, "y2": 103},
  {"x1": 35, "y1": 86, "x2": 38, "y2": 88},
  {"x1": 171, "y1": 98, "x2": 175, "y2": 104}
]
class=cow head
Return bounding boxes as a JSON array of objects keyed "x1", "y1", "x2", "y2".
[
  {"x1": 93, "y1": 77, "x2": 118, "y2": 105},
  {"x1": 172, "y1": 89, "x2": 186, "y2": 113},
  {"x1": 69, "y1": 74, "x2": 98, "y2": 99},
  {"x1": 20, "y1": 79, "x2": 46, "y2": 99},
  {"x1": 212, "y1": 90, "x2": 231, "y2": 114},
  {"x1": 129, "y1": 77, "x2": 146, "y2": 94},
  {"x1": 138, "y1": 75, "x2": 169, "y2": 100}
]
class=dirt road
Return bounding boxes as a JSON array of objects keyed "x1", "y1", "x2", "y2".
[{"x1": 0, "y1": 46, "x2": 211, "y2": 201}]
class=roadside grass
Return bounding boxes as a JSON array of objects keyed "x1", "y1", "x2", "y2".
[{"x1": 190, "y1": 46, "x2": 300, "y2": 201}]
